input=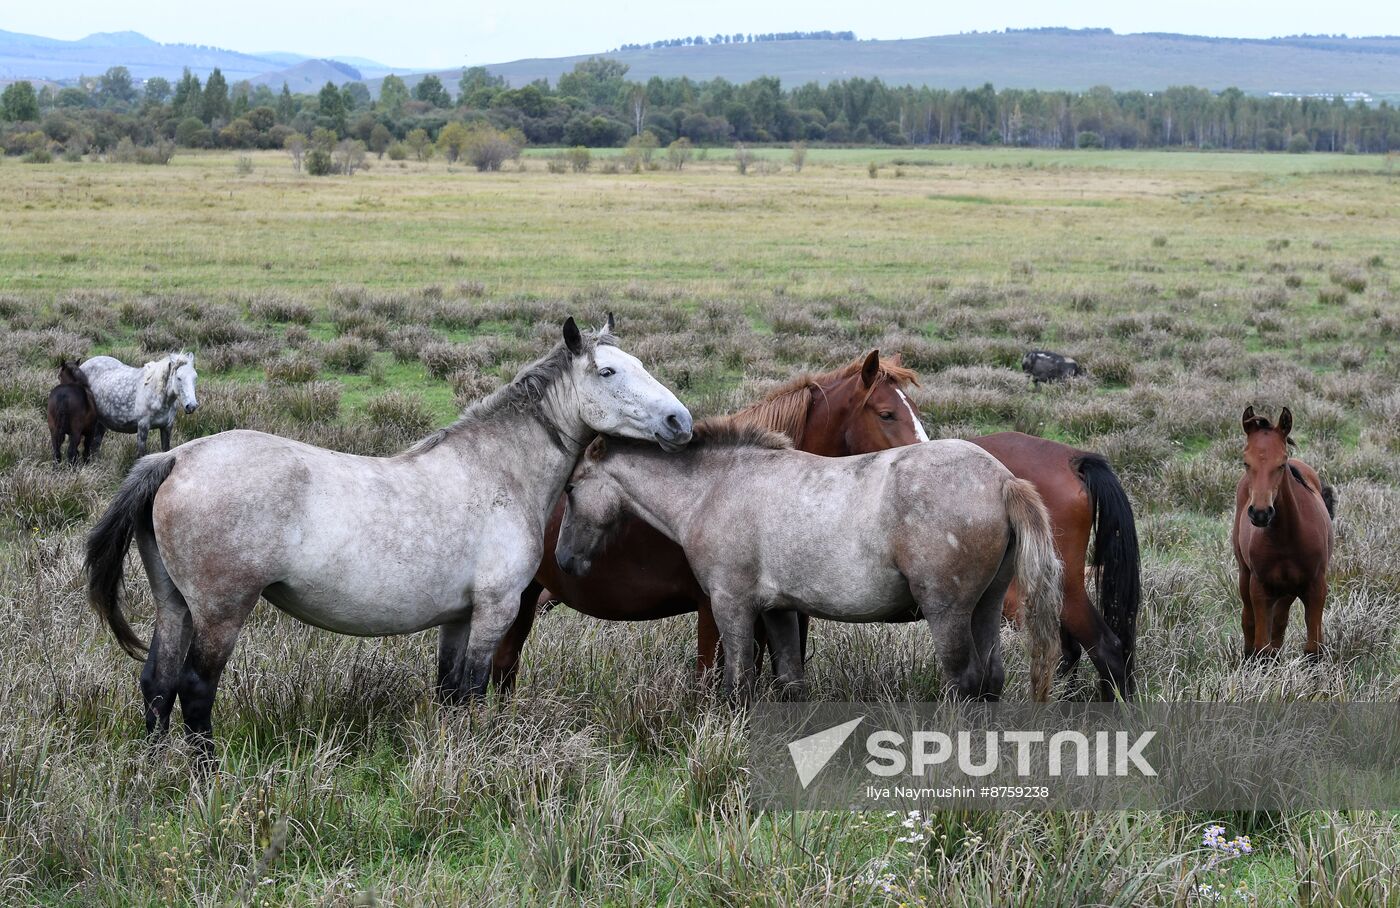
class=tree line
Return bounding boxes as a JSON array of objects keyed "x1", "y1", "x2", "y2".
[
  {"x1": 2, "y1": 57, "x2": 1398, "y2": 163},
  {"x1": 614, "y1": 31, "x2": 857, "y2": 51}
]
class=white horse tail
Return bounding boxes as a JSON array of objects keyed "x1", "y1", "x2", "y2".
[
  {"x1": 1002, "y1": 477, "x2": 1064, "y2": 702},
  {"x1": 85, "y1": 452, "x2": 178, "y2": 660}
]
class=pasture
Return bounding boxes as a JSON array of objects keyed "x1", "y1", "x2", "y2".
[{"x1": 1, "y1": 146, "x2": 1398, "y2": 904}]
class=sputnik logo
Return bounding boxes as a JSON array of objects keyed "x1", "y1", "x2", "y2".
[{"x1": 787, "y1": 717, "x2": 864, "y2": 788}]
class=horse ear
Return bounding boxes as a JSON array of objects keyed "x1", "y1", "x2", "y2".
[
  {"x1": 1242, "y1": 406, "x2": 1258, "y2": 432},
  {"x1": 562, "y1": 317, "x2": 583, "y2": 355},
  {"x1": 586, "y1": 436, "x2": 608, "y2": 460},
  {"x1": 1277, "y1": 407, "x2": 1292, "y2": 438},
  {"x1": 600, "y1": 312, "x2": 616, "y2": 334},
  {"x1": 860, "y1": 349, "x2": 880, "y2": 388}
]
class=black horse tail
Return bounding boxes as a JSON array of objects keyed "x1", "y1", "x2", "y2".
[
  {"x1": 85, "y1": 452, "x2": 177, "y2": 660},
  {"x1": 1073, "y1": 453, "x2": 1141, "y2": 691},
  {"x1": 1321, "y1": 484, "x2": 1337, "y2": 520}
]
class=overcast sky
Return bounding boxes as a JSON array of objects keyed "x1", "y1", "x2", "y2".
[{"x1": 4, "y1": 1, "x2": 1395, "y2": 69}]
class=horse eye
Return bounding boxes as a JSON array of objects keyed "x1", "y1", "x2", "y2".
[
  {"x1": 565, "y1": 484, "x2": 575, "y2": 495},
  {"x1": 598, "y1": 367, "x2": 615, "y2": 378},
  {"x1": 879, "y1": 411, "x2": 895, "y2": 420}
]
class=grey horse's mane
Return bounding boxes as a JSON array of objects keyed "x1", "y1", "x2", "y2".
[
  {"x1": 143, "y1": 351, "x2": 194, "y2": 396},
  {"x1": 405, "y1": 329, "x2": 615, "y2": 456},
  {"x1": 687, "y1": 416, "x2": 792, "y2": 450}
]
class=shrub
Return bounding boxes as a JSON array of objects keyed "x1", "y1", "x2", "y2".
[
  {"x1": 567, "y1": 146, "x2": 591, "y2": 172},
  {"x1": 463, "y1": 124, "x2": 523, "y2": 172},
  {"x1": 321, "y1": 336, "x2": 375, "y2": 373},
  {"x1": 306, "y1": 147, "x2": 333, "y2": 176},
  {"x1": 386, "y1": 142, "x2": 408, "y2": 161},
  {"x1": 666, "y1": 137, "x2": 692, "y2": 170},
  {"x1": 364, "y1": 391, "x2": 434, "y2": 438},
  {"x1": 265, "y1": 354, "x2": 321, "y2": 384},
  {"x1": 419, "y1": 341, "x2": 475, "y2": 379},
  {"x1": 1077, "y1": 131, "x2": 1103, "y2": 149},
  {"x1": 545, "y1": 155, "x2": 568, "y2": 174},
  {"x1": 1317, "y1": 287, "x2": 1348, "y2": 306},
  {"x1": 1328, "y1": 267, "x2": 1366, "y2": 293},
  {"x1": 249, "y1": 296, "x2": 315, "y2": 324},
  {"x1": 1287, "y1": 133, "x2": 1313, "y2": 154},
  {"x1": 734, "y1": 143, "x2": 752, "y2": 175},
  {"x1": 790, "y1": 142, "x2": 807, "y2": 172}
]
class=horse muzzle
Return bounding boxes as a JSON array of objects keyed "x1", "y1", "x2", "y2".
[
  {"x1": 654, "y1": 409, "x2": 693, "y2": 452},
  {"x1": 556, "y1": 549, "x2": 590, "y2": 577},
  {"x1": 185, "y1": 402, "x2": 200, "y2": 414},
  {"x1": 1247, "y1": 505, "x2": 1275, "y2": 528}
]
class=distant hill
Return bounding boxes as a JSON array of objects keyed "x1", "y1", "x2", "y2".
[
  {"x1": 249, "y1": 59, "x2": 364, "y2": 92},
  {"x1": 386, "y1": 30, "x2": 1400, "y2": 100},
  {"x1": 0, "y1": 29, "x2": 283, "y2": 82}
]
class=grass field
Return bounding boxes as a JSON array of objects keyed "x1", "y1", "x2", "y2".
[{"x1": 1, "y1": 147, "x2": 1398, "y2": 905}]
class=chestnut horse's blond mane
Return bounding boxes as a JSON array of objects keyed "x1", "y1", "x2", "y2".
[{"x1": 731, "y1": 355, "x2": 919, "y2": 446}]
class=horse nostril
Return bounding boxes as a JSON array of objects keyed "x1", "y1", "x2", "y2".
[{"x1": 665, "y1": 413, "x2": 682, "y2": 431}]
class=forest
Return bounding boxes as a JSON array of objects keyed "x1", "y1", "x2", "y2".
[{"x1": 2, "y1": 55, "x2": 1398, "y2": 161}]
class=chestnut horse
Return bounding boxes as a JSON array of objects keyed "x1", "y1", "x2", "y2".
[
  {"x1": 490, "y1": 351, "x2": 925, "y2": 688},
  {"x1": 974, "y1": 433, "x2": 1140, "y2": 699},
  {"x1": 1232, "y1": 406, "x2": 1335, "y2": 659}
]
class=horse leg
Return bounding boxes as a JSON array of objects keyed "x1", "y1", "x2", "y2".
[
  {"x1": 461, "y1": 591, "x2": 526, "y2": 699},
  {"x1": 1269, "y1": 596, "x2": 1295, "y2": 654},
  {"x1": 916, "y1": 584, "x2": 982, "y2": 701},
  {"x1": 159, "y1": 425, "x2": 171, "y2": 452},
  {"x1": 969, "y1": 564, "x2": 1012, "y2": 702},
  {"x1": 178, "y1": 593, "x2": 258, "y2": 757},
  {"x1": 135, "y1": 422, "x2": 149, "y2": 458},
  {"x1": 758, "y1": 610, "x2": 806, "y2": 699},
  {"x1": 437, "y1": 619, "x2": 470, "y2": 704},
  {"x1": 92, "y1": 421, "x2": 106, "y2": 454},
  {"x1": 50, "y1": 427, "x2": 62, "y2": 464},
  {"x1": 490, "y1": 580, "x2": 542, "y2": 695},
  {"x1": 711, "y1": 591, "x2": 758, "y2": 702},
  {"x1": 1247, "y1": 576, "x2": 1283, "y2": 659},
  {"x1": 67, "y1": 429, "x2": 81, "y2": 466},
  {"x1": 696, "y1": 599, "x2": 722, "y2": 683},
  {"x1": 1302, "y1": 576, "x2": 1327, "y2": 661},
  {"x1": 1239, "y1": 566, "x2": 1259, "y2": 659},
  {"x1": 136, "y1": 530, "x2": 192, "y2": 737}
]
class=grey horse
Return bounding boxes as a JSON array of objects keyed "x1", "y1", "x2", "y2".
[
  {"x1": 85, "y1": 317, "x2": 692, "y2": 749},
  {"x1": 556, "y1": 418, "x2": 1065, "y2": 702},
  {"x1": 80, "y1": 352, "x2": 200, "y2": 457}
]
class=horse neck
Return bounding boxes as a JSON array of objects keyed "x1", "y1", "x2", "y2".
[
  {"x1": 424, "y1": 377, "x2": 590, "y2": 525},
  {"x1": 800, "y1": 375, "x2": 858, "y2": 456},
  {"x1": 1264, "y1": 465, "x2": 1305, "y2": 540},
  {"x1": 605, "y1": 448, "x2": 716, "y2": 545}
]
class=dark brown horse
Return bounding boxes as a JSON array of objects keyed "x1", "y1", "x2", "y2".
[
  {"x1": 47, "y1": 361, "x2": 98, "y2": 465},
  {"x1": 491, "y1": 351, "x2": 925, "y2": 687},
  {"x1": 1232, "y1": 407, "x2": 1335, "y2": 659}
]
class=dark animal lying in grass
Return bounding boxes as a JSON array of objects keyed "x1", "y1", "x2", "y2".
[
  {"x1": 1022, "y1": 350, "x2": 1082, "y2": 385},
  {"x1": 47, "y1": 361, "x2": 99, "y2": 465}
]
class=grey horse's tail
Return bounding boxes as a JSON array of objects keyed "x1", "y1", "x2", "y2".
[
  {"x1": 85, "y1": 452, "x2": 177, "y2": 661},
  {"x1": 1003, "y1": 478, "x2": 1064, "y2": 702}
]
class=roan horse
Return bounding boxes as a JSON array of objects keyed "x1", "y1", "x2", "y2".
[
  {"x1": 80, "y1": 352, "x2": 200, "y2": 457},
  {"x1": 47, "y1": 361, "x2": 99, "y2": 465},
  {"x1": 1232, "y1": 406, "x2": 1335, "y2": 659},
  {"x1": 86, "y1": 317, "x2": 692, "y2": 749},
  {"x1": 490, "y1": 351, "x2": 927, "y2": 689},
  {"x1": 555, "y1": 419, "x2": 1065, "y2": 701}
]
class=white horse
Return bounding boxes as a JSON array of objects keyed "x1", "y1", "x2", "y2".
[
  {"x1": 86, "y1": 317, "x2": 692, "y2": 749},
  {"x1": 80, "y1": 352, "x2": 200, "y2": 457}
]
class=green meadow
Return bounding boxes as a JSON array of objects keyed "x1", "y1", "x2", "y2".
[{"x1": 0, "y1": 146, "x2": 1397, "y2": 905}]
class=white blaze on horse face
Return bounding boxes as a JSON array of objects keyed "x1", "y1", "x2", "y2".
[
  {"x1": 896, "y1": 389, "x2": 930, "y2": 442},
  {"x1": 575, "y1": 345, "x2": 692, "y2": 450}
]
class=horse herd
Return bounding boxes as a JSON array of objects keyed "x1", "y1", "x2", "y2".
[{"x1": 72, "y1": 317, "x2": 1335, "y2": 750}]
